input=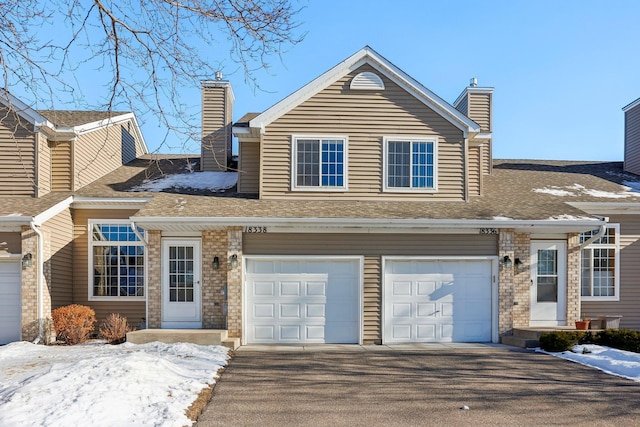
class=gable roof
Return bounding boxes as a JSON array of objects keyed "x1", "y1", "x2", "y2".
[
  {"x1": 246, "y1": 46, "x2": 481, "y2": 136},
  {"x1": 0, "y1": 90, "x2": 148, "y2": 153}
]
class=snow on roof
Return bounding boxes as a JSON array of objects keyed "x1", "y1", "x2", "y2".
[
  {"x1": 534, "y1": 183, "x2": 640, "y2": 199},
  {"x1": 129, "y1": 171, "x2": 238, "y2": 193}
]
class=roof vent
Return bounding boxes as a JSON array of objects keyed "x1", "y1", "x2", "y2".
[
  {"x1": 215, "y1": 71, "x2": 223, "y2": 81},
  {"x1": 350, "y1": 71, "x2": 385, "y2": 90},
  {"x1": 470, "y1": 77, "x2": 478, "y2": 87}
]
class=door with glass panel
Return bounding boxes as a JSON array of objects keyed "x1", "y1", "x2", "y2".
[
  {"x1": 162, "y1": 239, "x2": 202, "y2": 328},
  {"x1": 530, "y1": 241, "x2": 566, "y2": 326}
]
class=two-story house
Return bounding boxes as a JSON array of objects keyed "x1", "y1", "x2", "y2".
[{"x1": 2, "y1": 46, "x2": 640, "y2": 347}]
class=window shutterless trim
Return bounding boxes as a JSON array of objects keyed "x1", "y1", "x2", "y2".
[
  {"x1": 383, "y1": 136, "x2": 438, "y2": 193},
  {"x1": 88, "y1": 219, "x2": 146, "y2": 301},
  {"x1": 580, "y1": 224, "x2": 620, "y2": 302},
  {"x1": 290, "y1": 135, "x2": 348, "y2": 191}
]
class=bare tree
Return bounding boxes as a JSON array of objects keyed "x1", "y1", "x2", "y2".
[{"x1": 0, "y1": 0, "x2": 304, "y2": 152}]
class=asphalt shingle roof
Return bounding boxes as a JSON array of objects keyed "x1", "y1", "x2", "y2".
[{"x1": 37, "y1": 110, "x2": 130, "y2": 127}]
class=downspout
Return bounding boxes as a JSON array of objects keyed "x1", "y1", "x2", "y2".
[
  {"x1": 131, "y1": 222, "x2": 148, "y2": 329},
  {"x1": 580, "y1": 219, "x2": 607, "y2": 248},
  {"x1": 29, "y1": 220, "x2": 44, "y2": 344}
]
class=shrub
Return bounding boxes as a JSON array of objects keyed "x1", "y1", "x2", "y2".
[
  {"x1": 99, "y1": 313, "x2": 131, "y2": 344},
  {"x1": 596, "y1": 329, "x2": 640, "y2": 353},
  {"x1": 539, "y1": 331, "x2": 583, "y2": 352},
  {"x1": 51, "y1": 304, "x2": 96, "y2": 345}
]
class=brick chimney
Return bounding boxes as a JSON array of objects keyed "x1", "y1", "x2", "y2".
[{"x1": 201, "y1": 75, "x2": 234, "y2": 171}]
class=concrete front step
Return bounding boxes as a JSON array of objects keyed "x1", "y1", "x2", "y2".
[
  {"x1": 502, "y1": 326, "x2": 586, "y2": 348},
  {"x1": 501, "y1": 335, "x2": 540, "y2": 349},
  {"x1": 126, "y1": 329, "x2": 239, "y2": 349}
]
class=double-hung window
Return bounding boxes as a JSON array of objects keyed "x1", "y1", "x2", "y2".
[
  {"x1": 90, "y1": 221, "x2": 145, "y2": 299},
  {"x1": 580, "y1": 225, "x2": 619, "y2": 301},
  {"x1": 292, "y1": 135, "x2": 347, "y2": 190},
  {"x1": 384, "y1": 137, "x2": 437, "y2": 191}
]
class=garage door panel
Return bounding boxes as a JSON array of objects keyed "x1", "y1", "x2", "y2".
[
  {"x1": 0, "y1": 261, "x2": 21, "y2": 345},
  {"x1": 253, "y1": 304, "x2": 274, "y2": 318},
  {"x1": 246, "y1": 259, "x2": 360, "y2": 344},
  {"x1": 254, "y1": 281, "x2": 275, "y2": 296},
  {"x1": 385, "y1": 259, "x2": 493, "y2": 343}
]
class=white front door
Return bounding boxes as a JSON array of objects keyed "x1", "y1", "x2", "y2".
[
  {"x1": 530, "y1": 241, "x2": 567, "y2": 326},
  {"x1": 162, "y1": 239, "x2": 202, "y2": 328}
]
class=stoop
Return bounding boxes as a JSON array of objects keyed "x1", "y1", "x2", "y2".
[
  {"x1": 126, "y1": 329, "x2": 240, "y2": 350},
  {"x1": 501, "y1": 327, "x2": 579, "y2": 349}
]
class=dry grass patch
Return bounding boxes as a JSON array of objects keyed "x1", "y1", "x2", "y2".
[{"x1": 185, "y1": 364, "x2": 229, "y2": 422}]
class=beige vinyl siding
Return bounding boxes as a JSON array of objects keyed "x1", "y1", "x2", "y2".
[
  {"x1": 455, "y1": 93, "x2": 469, "y2": 115},
  {"x1": 121, "y1": 123, "x2": 137, "y2": 164},
  {"x1": 624, "y1": 105, "x2": 640, "y2": 175},
  {"x1": 42, "y1": 209, "x2": 74, "y2": 309},
  {"x1": 244, "y1": 232, "x2": 498, "y2": 342},
  {"x1": 363, "y1": 255, "x2": 380, "y2": 343},
  {"x1": 582, "y1": 215, "x2": 640, "y2": 330},
  {"x1": 50, "y1": 140, "x2": 73, "y2": 191},
  {"x1": 202, "y1": 85, "x2": 232, "y2": 171},
  {"x1": 73, "y1": 125, "x2": 124, "y2": 190},
  {"x1": 468, "y1": 145, "x2": 482, "y2": 196},
  {"x1": 260, "y1": 64, "x2": 466, "y2": 201},
  {"x1": 72, "y1": 208, "x2": 145, "y2": 324},
  {"x1": 0, "y1": 232, "x2": 21, "y2": 254},
  {"x1": 238, "y1": 139, "x2": 260, "y2": 194},
  {"x1": 468, "y1": 93, "x2": 492, "y2": 132},
  {"x1": 36, "y1": 133, "x2": 51, "y2": 196},
  {"x1": 0, "y1": 106, "x2": 36, "y2": 197},
  {"x1": 482, "y1": 142, "x2": 492, "y2": 176}
]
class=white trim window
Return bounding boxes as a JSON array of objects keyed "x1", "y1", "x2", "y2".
[
  {"x1": 292, "y1": 135, "x2": 348, "y2": 190},
  {"x1": 384, "y1": 137, "x2": 438, "y2": 192},
  {"x1": 89, "y1": 221, "x2": 145, "y2": 300},
  {"x1": 580, "y1": 225, "x2": 620, "y2": 301}
]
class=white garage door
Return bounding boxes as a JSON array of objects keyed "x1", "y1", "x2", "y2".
[
  {"x1": 384, "y1": 258, "x2": 494, "y2": 343},
  {"x1": 245, "y1": 258, "x2": 361, "y2": 344},
  {"x1": 0, "y1": 260, "x2": 21, "y2": 345}
]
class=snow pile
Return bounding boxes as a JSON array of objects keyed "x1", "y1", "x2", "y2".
[
  {"x1": 130, "y1": 171, "x2": 238, "y2": 192},
  {"x1": 545, "y1": 214, "x2": 600, "y2": 221},
  {"x1": 492, "y1": 216, "x2": 514, "y2": 221},
  {"x1": 534, "y1": 183, "x2": 640, "y2": 199},
  {"x1": 0, "y1": 341, "x2": 229, "y2": 427},
  {"x1": 539, "y1": 344, "x2": 640, "y2": 382}
]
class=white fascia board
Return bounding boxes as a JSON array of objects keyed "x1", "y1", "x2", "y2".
[
  {"x1": 622, "y1": 97, "x2": 640, "y2": 112},
  {"x1": 569, "y1": 202, "x2": 640, "y2": 215},
  {"x1": 473, "y1": 133, "x2": 492, "y2": 140},
  {"x1": 131, "y1": 216, "x2": 605, "y2": 232},
  {"x1": 249, "y1": 46, "x2": 480, "y2": 134},
  {"x1": 32, "y1": 197, "x2": 74, "y2": 226},
  {"x1": 71, "y1": 196, "x2": 152, "y2": 210},
  {"x1": 0, "y1": 215, "x2": 32, "y2": 231},
  {"x1": 232, "y1": 126, "x2": 253, "y2": 137}
]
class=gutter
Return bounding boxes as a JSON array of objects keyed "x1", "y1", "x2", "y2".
[{"x1": 29, "y1": 220, "x2": 45, "y2": 344}]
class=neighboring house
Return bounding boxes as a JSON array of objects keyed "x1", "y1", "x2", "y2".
[{"x1": 1, "y1": 46, "x2": 640, "y2": 346}]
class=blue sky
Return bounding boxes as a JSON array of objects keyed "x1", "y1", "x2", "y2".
[
  {"x1": 218, "y1": 0, "x2": 640, "y2": 161},
  {"x1": 13, "y1": 1, "x2": 640, "y2": 161}
]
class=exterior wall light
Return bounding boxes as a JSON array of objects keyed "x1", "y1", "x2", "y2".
[
  {"x1": 22, "y1": 252, "x2": 33, "y2": 269},
  {"x1": 230, "y1": 254, "x2": 238, "y2": 269},
  {"x1": 514, "y1": 258, "x2": 526, "y2": 272},
  {"x1": 501, "y1": 255, "x2": 513, "y2": 269},
  {"x1": 212, "y1": 256, "x2": 220, "y2": 270}
]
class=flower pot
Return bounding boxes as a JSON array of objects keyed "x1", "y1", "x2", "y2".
[{"x1": 575, "y1": 320, "x2": 590, "y2": 330}]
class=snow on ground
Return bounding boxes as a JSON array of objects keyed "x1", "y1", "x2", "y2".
[
  {"x1": 539, "y1": 344, "x2": 640, "y2": 382},
  {"x1": 0, "y1": 341, "x2": 229, "y2": 427},
  {"x1": 129, "y1": 171, "x2": 238, "y2": 192}
]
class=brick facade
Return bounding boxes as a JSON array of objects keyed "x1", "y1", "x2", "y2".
[
  {"x1": 498, "y1": 229, "x2": 515, "y2": 336},
  {"x1": 21, "y1": 226, "x2": 39, "y2": 341},
  {"x1": 513, "y1": 232, "x2": 531, "y2": 328},
  {"x1": 147, "y1": 230, "x2": 161, "y2": 328},
  {"x1": 566, "y1": 233, "x2": 581, "y2": 324},
  {"x1": 202, "y1": 230, "x2": 227, "y2": 329},
  {"x1": 226, "y1": 227, "x2": 243, "y2": 338}
]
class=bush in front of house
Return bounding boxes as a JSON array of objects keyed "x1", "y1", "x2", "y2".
[
  {"x1": 596, "y1": 329, "x2": 640, "y2": 353},
  {"x1": 51, "y1": 304, "x2": 96, "y2": 345},
  {"x1": 99, "y1": 313, "x2": 131, "y2": 344},
  {"x1": 539, "y1": 331, "x2": 584, "y2": 352}
]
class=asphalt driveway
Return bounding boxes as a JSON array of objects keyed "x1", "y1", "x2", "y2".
[{"x1": 197, "y1": 344, "x2": 640, "y2": 426}]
